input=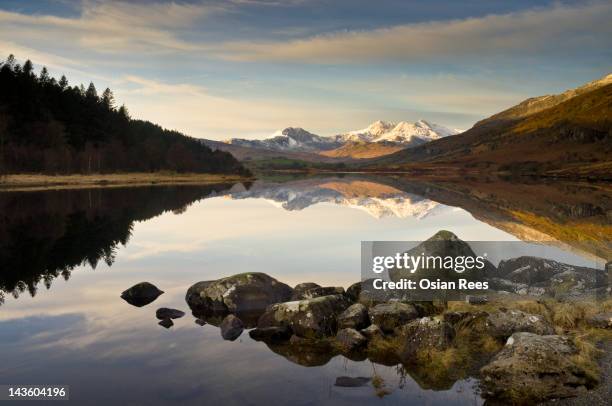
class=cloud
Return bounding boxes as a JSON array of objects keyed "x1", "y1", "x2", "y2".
[
  {"x1": 0, "y1": 1, "x2": 221, "y2": 54},
  {"x1": 217, "y1": 2, "x2": 612, "y2": 63}
]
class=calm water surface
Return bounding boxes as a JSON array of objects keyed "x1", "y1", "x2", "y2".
[{"x1": 0, "y1": 175, "x2": 608, "y2": 405}]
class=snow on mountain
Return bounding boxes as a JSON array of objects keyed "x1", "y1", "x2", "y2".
[
  {"x1": 339, "y1": 120, "x2": 459, "y2": 144},
  {"x1": 224, "y1": 120, "x2": 459, "y2": 154}
]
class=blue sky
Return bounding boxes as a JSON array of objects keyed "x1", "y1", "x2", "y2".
[{"x1": 0, "y1": 0, "x2": 610, "y2": 139}]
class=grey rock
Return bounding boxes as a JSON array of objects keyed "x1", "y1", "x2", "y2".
[
  {"x1": 291, "y1": 283, "x2": 321, "y2": 300},
  {"x1": 121, "y1": 282, "x2": 164, "y2": 307},
  {"x1": 486, "y1": 309, "x2": 554, "y2": 339},
  {"x1": 338, "y1": 303, "x2": 369, "y2": 330},
  {"x1": 480, "y1": 332, "x2": 595, "y2": 403},
  {"x1": 156, "y1": 308, "x2": 185, "y2": 320},
  {"x1": 258, "y1": 294, "x2": 350, "y2": 338},
  {"x1": 345, "y1": 282, "x2": 362, "y2": 302},
  {"x1": 220, "y1": 314, "x2": 244, "y2": 341},
  {"x1": 587, "y1": 312, "x2": 612, "y2": 329},
  {"x1": 360, "y1": 324, "x2": 384, "y2": 340},
  {"x1": 336, "y1": 328, "x2": 367, "y2": 351},
  {"x1": 299, "y1": 286, "x2": 345, "y2": 300},
  {"x1": 195, "y1": 318, "x2": 206, "y2": 326},
  {"x1": 466, "y1": 295, "x2": 488, "y2": 305},
  {"x1": 186, "y1": 273, "x2": 293, "y2": 317},
  {"x1": 369, "y1": 302, "x2": 419, "y2": 333},
  {"x1": 398, "y1": 317, "x2": 455, "y2": 361}
]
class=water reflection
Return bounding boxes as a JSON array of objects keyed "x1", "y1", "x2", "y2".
[{"x1": 0, "y1": 175, "x2": 609, "y2": 405}]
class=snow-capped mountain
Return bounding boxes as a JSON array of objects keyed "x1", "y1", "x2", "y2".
[
  {"x1": 225, "y1": 127, "x2": 342, "y2": 153},
  {"x1": 223, "y1": 120, "x2": 459, "y2": 154},
  {"x1": 337, "y1": 120, "x2": 459, "y2": 144}
]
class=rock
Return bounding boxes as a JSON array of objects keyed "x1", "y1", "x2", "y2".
[
  {"x1": 258, "y1": 294, "x2": 350, "y2": 338},
  {"x1": 299, "y1": 286, "x2": 345, "y2": 300},
  {"x1": 486, "y1": 309, "x2": 554, "y2": 339},
  {"x1": 248, "y1": 326, "x2": 292, "y2": 342},
  {"x1": 587, "y1": 312, "x2": 612, "y2": 329},
  {"x1": 194, "y1": 318, "x2": 206, "y2": 326},
  {"x1": 336, "y1": 328, "x2": 367, "y2": 351},
  {"x1": 466, "y1": 295, "x2": 488, "y2": 305},
  {"x1": 360, "y1": 324, "x2": 384, "y2": 340},
  {"x1": 220, "y1": 314, "x2": 244, "y2": 341},
  {"x1": 186, "y1": 273, "x2": 293, "y2": 322},
  {"x1": 158, "y1": 318, "x2": 173, "y2": 329},
  {"x1": 369, "y1": 302, "x2": 419, "y2": 333},
  {"x1": 345, "y1": 282, "x2": 361, "y2": 302},
  {"x1": 155, "y1": 308, "x2": 185, "y2": 320},
  {"x1": 338, "y1": 303, "x2": 369, "y2": 330},
  {"x1": 121, "y1": 282, "x2": 164, "y2": 307},
  {"x1": 480, "y1": 332, "x2": 595, "y2": 403},
  {"x1": 398, "y1": 317, "x2": 455, "y2": 361},
  {"x1": 496, "y1": 257, "x2": 606, "y2": 298},
  {"x1": 443, "y1": 311, "x2": 488, "y2": 327},
  {"x1": 291, "y1": 283, "x2": 320, "y2": 300},
  {"x1": 334, "y1": 376, "x2": 370, "y2": 387}
]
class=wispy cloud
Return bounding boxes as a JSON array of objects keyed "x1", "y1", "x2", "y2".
[{"x1": 217, "y1": 2, "x2": 612, "y2": 63}]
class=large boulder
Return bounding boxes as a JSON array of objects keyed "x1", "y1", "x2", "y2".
[
  {"x1": 480, "y1": 333, "x2": 595, "y2": 403},
  {"x1": 291, "y1": 283, "x2": 320, "y2": 300},
  {"x1": 369, "y1": 302, "x2": 419, "y2": 333},
  {"x1": 486, "y1": 309, "x2": 554, "y2": 339},
  {"x1": 398, "y1": 317, "x2": 455, "y2": 361},
  {"x1": 220, "y1": 314, "x2": 244, "y2": 341},
  {"x1": 186, "y1": 273, "x2": 293, "y2": 322},
  {"x1": 258, "y1": 294, "x2": 350, "y2": 338},
  {"x1": 345, "y1": 282, "x2": 362, "y2": 302},
  {"x1": 297, "y1": 286, "x2": 345, "y2": 300},
  {"x1": 335, "y1": 328, "x2": 367, "y2": 351},
  {"x1": 121, "y1": 282, "x2": 164, "y2": 307},
  {"x1": 338, "y1": 303, "x2": 369, "y2": 330}
]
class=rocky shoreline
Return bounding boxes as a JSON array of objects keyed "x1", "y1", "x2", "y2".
[{"x1": 121, "y1": 231, "x2": 611, "y2": 404}]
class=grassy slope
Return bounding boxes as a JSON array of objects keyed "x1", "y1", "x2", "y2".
[{"x1": 364, "y1": 83, "x2": 612, "y2": 179}]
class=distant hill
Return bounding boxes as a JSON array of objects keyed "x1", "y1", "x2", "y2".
[
  {"x1": 0, "y1": 55, "x2": 248, "y2": 175},
  {"x1": 215, "y1": 119, "x2": 458, "y2": 161},
  {"x1": 363, "y1": 74, "x2": 612, "y2": 180}
]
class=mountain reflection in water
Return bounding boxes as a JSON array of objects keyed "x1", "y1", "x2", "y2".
[{"x1": 0, "y1": 175, "x2": 609, "y2": 405}]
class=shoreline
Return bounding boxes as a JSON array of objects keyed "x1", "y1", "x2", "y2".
[{"x1": 0, "y1": 173, "x2": 253, "y2": 192}]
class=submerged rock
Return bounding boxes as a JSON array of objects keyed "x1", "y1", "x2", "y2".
[
  {"x1": 290, "y1": 283, "x2": 321, "y2": 300},
  {"x1": 398, "y1": 317, "x2": 455, "y2": 361},
  {"x1": 258, "y1": 294, "x2": 350, "y2": 338},
  {"x1": 334, "y1": 376, "x2": 370, "y2": 387},
  {"x1": 335, "y1": 328, "x2": 367, "y2": 351},
  {"x1": 248, "y1": 326, "x2": 292, "y2": 342},
  {"x1": 369, "y1": 302, "x2": 419, "y2": 333},
  {"x1": 480, "y1": 332, "x2": 595, "y2": 403},
  {"x1": 338, "y1": 303, "x2": 369, "y2": 330},
  {"x1": 186, "y1": 273, "x2": 293, "y2": 322},
  {"x1": 194, "y1": 318, "x2": 207, "y2": 326},
  {"x1": 158, "y1": 318, "x2": 173, "y2": 329},
  {"x1": 156, "y1": 308, "x2": 185, "y2": 320},
  {"x1": 587, "y1": 312, "x2": 612, "y2": 329},
  {"x1": 121, "y1": 282, "x2": 164, "y2": 307},
  {"x1": 265, "y1": 335, "x2": 336, "y2": 367},
  {"x1": 486, "y1": 309, "x2": 554, "y2": 339},
  {"x1": 220, "y1": 314, "x2": 244, "y2": 341}
]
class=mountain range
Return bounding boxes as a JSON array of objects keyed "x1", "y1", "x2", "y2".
[
  {"x1": 207, "y1": 120, "x2": 459, "y2": 160},
  {"x1": 363, "y1": 73, "x2": 612, "y2": 180}
]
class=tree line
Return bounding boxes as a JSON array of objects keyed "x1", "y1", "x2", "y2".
[{"x1": 0, "y1": 55, "x2": 248, "y2": 175}]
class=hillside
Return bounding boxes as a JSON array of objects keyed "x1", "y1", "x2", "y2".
[
  {"x1": 364, "y1": 75, "x2": 612, "y2": 180},
  {"x1": 0, "y1": 55, "x2": 248, "y2": 175}
]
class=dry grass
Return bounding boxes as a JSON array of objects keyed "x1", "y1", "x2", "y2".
[{"x1": 0, "y1": 172, "x2": 252, "y2": 191}]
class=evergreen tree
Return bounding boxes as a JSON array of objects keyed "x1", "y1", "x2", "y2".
[
  {"x1": 39, "y1": 66, "x2": 50, "y2": 83},
  {"x1": 101, "y1": 88, "x2": 115, "y2": 109},
  {"x1": 23, "y1": 60, "x2": 34, "y2": 77},
  {"x1": 58, "y1": 75, "x2": 68, "y2": 90},
  {"x1": 85, "y1": 82, "x2": 98, "y2": 100}
]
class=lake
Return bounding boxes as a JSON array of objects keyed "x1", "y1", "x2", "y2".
[{"x1": 0, "y1": 174, "x2": 609, "y2": 405}]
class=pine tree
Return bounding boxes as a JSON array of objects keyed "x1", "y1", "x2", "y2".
[
  {"x1": 39, "y1": 67, "x2": 50, "y2": 84},
  {"x1": 23, "y1": 60, "x2": 34, "y2": 77},
  {"x1": 85, "y1": 82, "x2": 98, "y2": 99},
  {"x1": 58, "y1": 75, "x2": 68, "y2": 90},
  {"x1": 118, "y1": 104, "x2": 130, "y2": 120},
  {"x1": 101, "y1": 88, "x2": 115, "y2": 110}
]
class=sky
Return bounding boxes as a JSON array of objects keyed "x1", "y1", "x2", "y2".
[{"x1": 0, "y1": 0, "x2": 610, "y2": 140}]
